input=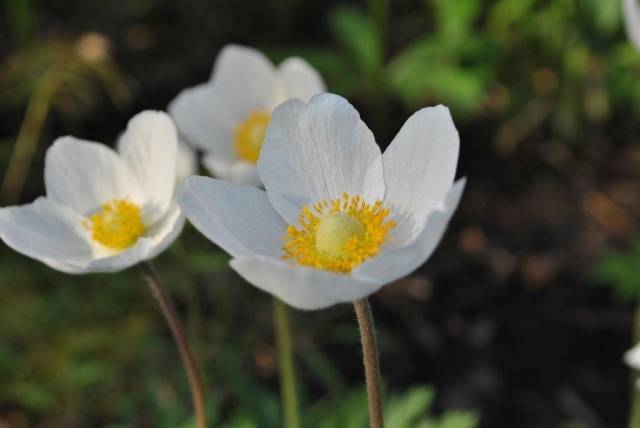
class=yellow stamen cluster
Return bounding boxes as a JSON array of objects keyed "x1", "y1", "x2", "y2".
[
  {"x1": 283, "y1": 193, "x2": 396, "y2": 273},
  {"x1": 84, "y1": 199, "x2": 144, "y2": 250},
  {"x1": 233, "y1": 110, "x2": 270, "y2": 163}
]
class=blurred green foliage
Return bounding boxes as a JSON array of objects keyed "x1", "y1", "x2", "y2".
[{"x1": 593, "y1": 239, "x2": 640, "y2": 303}]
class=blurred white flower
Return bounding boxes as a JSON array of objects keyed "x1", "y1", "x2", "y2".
[
  {"x1": 625, "y1": 343, "x2": 640, "y2": 368},
  {"x1": 623, "y1": 0, "x2": 640, "y2": 51},
  {"x1": 169, "y1": 44, "x2": 325, "y2": 186},
  {"x1": 178, "y1": 93, "x2": 464, "y2": 310},
  {"x1": 0, "y1": 111, "x2": 184, "y2": 273}
]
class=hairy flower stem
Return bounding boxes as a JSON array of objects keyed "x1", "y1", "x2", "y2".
[
  {"x1": 141, "y1": 262, "x2": 207, "y2": 428},
  {"x1": 630, "y1": 302, "x2": 640, "y2": 428},
  {"x1": 353, "y1": 298, "x2": 384, "y2": 428},
  {"x1": 273, "y1": 298, "x2": 301, "y2": 428}
]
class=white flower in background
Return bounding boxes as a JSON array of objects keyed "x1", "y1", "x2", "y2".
[
  {"x1": 178, "y1": 93, "x2": 464, "y2": 310},
  {"x1": 0, "y1": 111, "x2": 184, "y2": 274},
  {"x1": 623, "y1": 0, "x2": 640, "y2": 51},
  {"x1": 625, "y1": 343, "x2": 640, "y2": 387},
  {"x1": 169, "y1": 44, "x2": 325, "y2": 186}
]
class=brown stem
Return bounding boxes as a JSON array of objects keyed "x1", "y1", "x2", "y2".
[
  {"x1": 141, "y1": 262, "x2": 208, "y2": 428},
  {"x1": 353, "y1": 298, "x2": 384, "y2": 428}
]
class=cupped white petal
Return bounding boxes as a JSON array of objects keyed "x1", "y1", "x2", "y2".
[
  {"x1": 229, "y1": 256, "x2": 381, "y2": 310},
  {"x1": 202, "y1": 153, "x2": 261, "y2": 186},
  {"x1": 623, "y1": 0, "x2": 640, "y2": 52},
  {"x1": 45, "y1": 137, "x2": 143, "y2": 215},
  {"x1": 0, "y1": 197, "x2": 93, "y2": 271},
  {"x1": 168, "y1": 83, "x2": 237, "y2": 158},
  {"x1": 145, "y1": 202, "x2": 185, "y2": 259},
  {"x1": 118, "y1": 111, "x2": 178, "y2": 224},
  {"x1": 82, "y1": 238, "x2": 155, "y2": 273},
  {"x1": 354, "y1": 179, "x2": 465, "y2": 285},
  {"x1": 212, "y1": 44, "x2": 280, "y2": 114},
  {"x1": 259, "y1": 94, "x2": 385, "y2": 221},
  {"x1": 177, "y1": 176, "x2": 287, "y2": 258},
  {"x1": 382, "y1": 105, "x2": 459, "y2": 240},
  {"x1": 278, "y1": 57, "x2": 326, "y2": 103}
]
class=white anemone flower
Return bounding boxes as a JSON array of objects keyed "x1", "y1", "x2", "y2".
[
  {"x1": 0, "y1": 111, "x2": 184, "y2": 274},
  {"x1": 623, "y1": 0, "x2": 640, "y2": 51},
  {"x1": 168, "y1": 44, "x2": 325, "y2": 186},
  {"x1": 178, "y1": 93, "x2": 464, "y2": 310}
]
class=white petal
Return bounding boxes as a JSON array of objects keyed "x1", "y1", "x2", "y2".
[
  {"x1": 229, "y1": 257, "x2": 381, "y2": 310},
  {"x1": 146, "y1": 202, "x2": 185, "y2": 259},
  {"x1": 118, "y1": 111, "x2": 178, "y2": 224},
  {"x1": 168, "y1": 83, "x2": 237, "y2": 158},
  {"x1": 623, "y1": 0, "x2": 640, "y2": 51},
  {"x1": 45, "y1": 137, "x2": 143, "y2": 215},
  {"x1": 83, "y1": 238, "x2": 154, "y2": 273},
  {"x1": 202, "y1": 153, "x2": 261, "y2": 186},
  {"x1": 278, "y1": 57, "x2": 326, "y2": 103},
  {"x1": 176, "y1": 139, "x2": 198, "y2": 182},
  {"x1": 211, "y1": 44, "x2": 280, "y2": 114},
  {"x1": 259, "y1": 94, "x2": 385, "y2": 221},
  {"x1": 0, "y1": 197, "x2": 93, "y2": 270},
  {"x1": 382, "y1": 105, "x2": 459, "y2": 237},
  {"x1": 177, "y1": 176, "x2": 286, "y2": 258},
  {"x1": 625, "y1": 343, "x2": 640, "y2": 370},
  {"x1": 354, "y1": 179, "x2": 465, "y2": 285}
]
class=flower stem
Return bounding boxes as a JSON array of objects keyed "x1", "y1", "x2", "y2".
[
  {"x1": 353, "y1": 298, "x2": 384, "y2": 428},
  {"x1": 629, "y1": 302, "x2": 640, "y2": 428},
  {"x1": 273, "y1": 298, "x2": 301, "y2": 428},
  {"x1": 1, "y1": 72, "x2": 59, "y2": 205},
  {"x1": 141, "y1": 262, "x2": 208, "y2": 428}
]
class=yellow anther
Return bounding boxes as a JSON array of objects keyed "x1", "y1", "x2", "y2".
[
  {"x1": 283, "y1": 193, "x2": 395, "y2": 273},
  {"x1": 84, "y1": 199, "x2": 144, "y2": 250}
]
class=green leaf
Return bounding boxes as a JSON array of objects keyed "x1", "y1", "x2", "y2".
[
  {"x1": 385, "y1": 386, "x2": 435, "y2": 427},
  {"x1": 328, "y1": 5, "x2": 382, "y2": 76},
  {"x1": 432, "y1": 0, "x2": 481, "y2": 39}
]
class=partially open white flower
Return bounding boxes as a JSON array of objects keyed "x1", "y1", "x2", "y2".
[
  {"x1": 168, "y1": 44, "x2": 325, "y2": 186},
  {"x1": 0, "y1": 111, "x2": 184, "y2": 274},
  {"x1": 178, "y1": 93, "x2": 464, "y2": 310},
  {"x1": 623, "y1": 0, "x2": 640, "y2": 51}
]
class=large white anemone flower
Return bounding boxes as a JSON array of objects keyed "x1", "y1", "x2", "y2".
[
  {"x1": 0, "y1": 111, "x2": 184, "y2": 274},
  {"x1": 178, "y1": 93, "x2": 465, "y2": 310},
  {"x1": 168, "y1": 44, "x2": 325, "y2": 186}
]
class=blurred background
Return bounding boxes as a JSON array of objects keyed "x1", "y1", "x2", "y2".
[{"x1": 1, "y1": 0, "x2": 639, "y2": 427}]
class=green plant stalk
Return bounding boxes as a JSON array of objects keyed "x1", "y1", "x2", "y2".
[
  {"x1": 1, "y1": 72, "x2": 59, "y2": 205},
  {"x1": 141, "y1": 262, "x2": 208, "y2": 428},
  {"x1": 630, "y1": 302, "x2": 640, "y2": 428},
  {"x1": 354, "y1": 298, "x2": 384, "y2": 428},
  {"x1": 273, "y1": 298, "x2": 301, "y2": 428}
]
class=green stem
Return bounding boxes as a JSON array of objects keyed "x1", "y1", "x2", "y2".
[
  {"x1": 1, "y1": 72, "x2": 59, "y2": 205},
  {"x1": 630, "y1": 302, "x2": 640, "y2": 428},
  {"x1": 141, "y1": 262, "x2": 208, "y2": 428},
  {"x1": 273, "y1": 298, "x2": 301, "y2": 428},
  {"x1": 353, "y1": 299, "x2": 384, "y2": 428}
]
